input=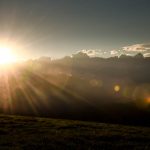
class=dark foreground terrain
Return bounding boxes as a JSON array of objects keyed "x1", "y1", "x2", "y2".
[{"x1": 0, "y1": 115, "x2": 150, "y2": 150}]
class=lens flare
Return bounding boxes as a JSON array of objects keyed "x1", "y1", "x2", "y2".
[
  {"x1": 114, "y1": 85, "x2": 120, "y2": 92},
  {"x1": 146, "y1": 97, "x2": 150, "y2": 104}
]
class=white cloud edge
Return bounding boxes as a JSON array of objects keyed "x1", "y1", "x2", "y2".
[{"x1": 76, "y1": 43, "x2": 150, "y2": 57}]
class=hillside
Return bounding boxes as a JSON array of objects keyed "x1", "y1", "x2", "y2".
[
  {"x1": 0, "y1": 114, "x2": 150, "y2": 149},
  {"x1": 0, "y1": 57, "x2": 150, "y2": 126}
]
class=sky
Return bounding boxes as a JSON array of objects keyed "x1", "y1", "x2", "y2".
[{"x1": 0, "y1": 0, "x2": 150, "y2": 59}]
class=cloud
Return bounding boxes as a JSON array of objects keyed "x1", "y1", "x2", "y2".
[
  {"x1": 110, "y1": 50, "x2": 118, "y2": 55},
  {"x1": 123, "y1": 44, "x2": 150, "y2": 52},
  {"x1": 78, "y1": 49, "x2": 102, "y2": 57},
  {"x1": 144, "y1": 53, "x2": 150, "y2": 57},
  {"x1": 76, "y1": 43, "x2": 150, "y2": 58}
]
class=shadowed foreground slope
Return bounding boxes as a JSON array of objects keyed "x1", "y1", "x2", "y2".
[{"x1": 0, "y1": 114, "x2": 150, "y2": 150}]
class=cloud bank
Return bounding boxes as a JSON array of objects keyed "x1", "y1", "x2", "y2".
[
  {"x1": 76, "y1": 43, "x2": 150, "y2": 58},
  {"x1": 144, "y1": 53, "x2": 150, "y2": 57},
  {"x1": 110, "y1": 50, "x2": 118, "y2": 55},
  {"x1": 77, "y1": 49, "x2": 103, "y2": 57},
  {"x1": 123, "y1": 44, "x2": 150, "y2": 52}
]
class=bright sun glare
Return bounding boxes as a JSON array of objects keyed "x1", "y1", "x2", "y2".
[{"x1": 0, "y1": 46, "x2": 16, "y2": 64}]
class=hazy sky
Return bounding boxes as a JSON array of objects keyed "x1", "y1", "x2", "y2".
[{"x1": 0, "y1": 0, "x2": 150, "y2": 59}]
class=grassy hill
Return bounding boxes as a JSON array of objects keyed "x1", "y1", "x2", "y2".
[{"x1": 0, "y1": 115, "x2": 150, "y2": 150}]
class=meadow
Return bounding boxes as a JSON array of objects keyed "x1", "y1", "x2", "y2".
[{"x1": 0, "y1": 114, "x2": 150, "y2": 150}]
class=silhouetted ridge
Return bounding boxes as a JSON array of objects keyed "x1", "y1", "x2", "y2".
[{"x1": 0, "y1": 54, "x2": 150, "y2": 126}]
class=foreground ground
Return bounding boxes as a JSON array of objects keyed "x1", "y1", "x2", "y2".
[{"x1": 0, "y1": 115, "x2": 150, "y2": 150}]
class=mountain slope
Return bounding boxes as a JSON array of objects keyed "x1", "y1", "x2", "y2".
[{"x1": 0, "y1": 114, "x2": 150, "y2": 149}]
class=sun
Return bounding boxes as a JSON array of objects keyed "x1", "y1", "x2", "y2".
[{"x1": 0, "y1": 46, "x2": 16, "y2": 64}]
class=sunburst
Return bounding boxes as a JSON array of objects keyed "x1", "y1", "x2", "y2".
[{"x1": 0, "y1": 46, "x2": 16, "y2": 64}]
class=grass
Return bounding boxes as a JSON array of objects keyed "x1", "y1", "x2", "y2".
[{"x1": 0, "y1": 114, "x2": 150, "y2": 149}]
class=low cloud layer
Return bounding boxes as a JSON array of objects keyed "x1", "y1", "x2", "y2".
[
  {"x1": 110, "y1": 50, "x2": 118, "y2": 55},
  {"x1": 80, "y1": 49, "x2": 101, "y2": 57},
  {"x1": 144, "y1": 53, "x2": 150, "y2": 57},
  {"x1": 123, "y1": 44, "x2": 150, "y2": 52},
  {"x1": 76, "y1": 43, "x2": 150, "y2": 58},
  {"x1": 111, "y1": 43, "x2": 150, "y2": 57}
]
